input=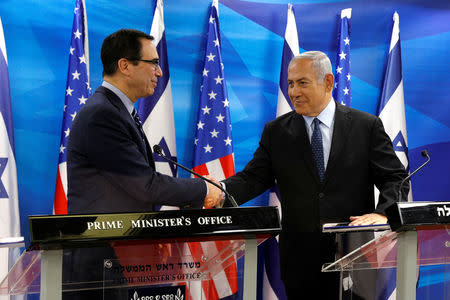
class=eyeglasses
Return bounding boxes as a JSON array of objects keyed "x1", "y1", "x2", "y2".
[{"x1": 127, "y1": 58, "x2": 160, "y2": 70}]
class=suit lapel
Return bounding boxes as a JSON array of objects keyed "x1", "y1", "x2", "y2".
[
  {"x1": 99, "y1": 87, "x2": 156, "y2": 169},
  {"x1": 290, "y1": 113, "x2": 321, "y2": 184},
  {"x1": 323, "y1": 102, "x2": 352, "y2": 185},
  {"x1": 143, "y1": 135, "x2": 156, "y2": 169}
]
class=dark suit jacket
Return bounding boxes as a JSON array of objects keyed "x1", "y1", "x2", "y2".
[
  {"x1": 223, "y1": 102, "x2": 408, "y2": 287},
  {"x1": 67, "y1": 86, "x2": 206, "y2": 213},
  {"x1": 64, "y1": 86, "x2": 207, "y2": 299}
]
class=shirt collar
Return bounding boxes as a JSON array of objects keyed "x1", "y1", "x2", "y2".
[
  {"x1": 102, "y1": 80, "x2": 135, "y2": 115},
  {"x1": 302, "y1": 98, "x2": 336, "y2": 128}
]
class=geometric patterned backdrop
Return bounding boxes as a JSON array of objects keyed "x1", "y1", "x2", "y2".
[{"x1": 1, "y1": 0, "x2": 449, "y2": 297}]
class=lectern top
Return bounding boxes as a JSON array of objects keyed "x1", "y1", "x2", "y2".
[{"x1": 28, "y1": 206, "x2": 281, "y2": 249}]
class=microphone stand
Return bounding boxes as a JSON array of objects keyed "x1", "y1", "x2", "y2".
[{"x1": 397, "y1": 150, "x2": 430, "y2": 202}]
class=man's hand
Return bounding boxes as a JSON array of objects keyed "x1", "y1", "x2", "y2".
[
  {"x1": 349, "y1": 213, "x2": 387, "y2": 226},
  {"x1": 157, "y1": 243, "x2": 172, "y2": 264},
  {"x1": 204, "y1": 176, "x2": 223, "y2": 208}
]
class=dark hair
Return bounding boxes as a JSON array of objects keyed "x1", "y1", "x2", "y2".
[{"x1": 101, "y1": 29, "x2": 154, "y2": 76}]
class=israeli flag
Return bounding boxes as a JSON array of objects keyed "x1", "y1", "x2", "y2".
[
  {"x1": 378, "y1": 12, "x2": 410, "y2": 178},
  {"x1": 375, "y1": 12, "x2": 412, "y2": 300},
  {"x1": 137, "y1": 0, "x2": 178, "y2": 211},
  {"x1": 0, "y1": 16, "x2": 21, "y2": 293},
  {"x1": 264, "y1": 4, "x2": 299, "y2": 300},
  {"x1": 138, "y1": 0, "x2": 177, "y2": 180},
  {"x1": 275, "y1": 4, "x2": 299, "y2": 117}
]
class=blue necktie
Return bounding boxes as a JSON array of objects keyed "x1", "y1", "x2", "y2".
[{"x1": 311, "y1": 118, "x2": 325, "y2": 182}]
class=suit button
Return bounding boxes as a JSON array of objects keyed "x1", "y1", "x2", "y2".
[{"x1": 318, "y1": 192, "x2": 325, "y2": 199}]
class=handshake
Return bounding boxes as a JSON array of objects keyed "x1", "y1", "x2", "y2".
[{"x1": 203, "y1": 176, "x2": 224, "y2": 209}]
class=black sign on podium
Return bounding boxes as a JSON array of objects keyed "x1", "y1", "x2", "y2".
[{"x1": 1, "y1": 207, "x2": 281, "y2": 300}]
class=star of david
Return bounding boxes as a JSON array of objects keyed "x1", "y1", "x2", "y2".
[
  {"x1": 392, "y1": 131, "x2": 410, "y2": 173},
  {"x1": 152, "y1": 138, "x2": 178, "y2": 177},
  {"x1": 0, "y1": 157, "x2": 9, "y2": 198}
]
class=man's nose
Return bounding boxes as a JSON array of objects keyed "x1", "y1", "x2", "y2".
[
  {"x1": 289, "y1": 85, "x2": 301, "y2": 97},
  {"x1": 156, "y1": 65, "x2": 163, "y2": 77}
]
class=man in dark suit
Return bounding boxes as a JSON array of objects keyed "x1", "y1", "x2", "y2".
[
  {"x1": 63, "y1": 29, "x2": 221, "y2": 299},
  {"x1": 67, "y1": 29, "x2": 221, "y2": 212},
  {"x1": 222, "y1": 51, "x2": 408, "y2": 298}
]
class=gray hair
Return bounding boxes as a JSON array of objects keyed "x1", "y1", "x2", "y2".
[{"x1": 289, "y1": 51, "x2": 332, "y2": 83}]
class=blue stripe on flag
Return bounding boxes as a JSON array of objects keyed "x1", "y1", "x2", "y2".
[
  {"x1": 138, "y1": 32, "x2": 170, "y2": 123},
  {"x1": 279, "y1": 40, "x2": 294, "y2": 110},
  {"x1": 151, "y1": 0, "x2": 158, "y2": 17},
  {"x1": 378, "y1": 40, "x2": 402, "y2": 114},
  {"x1": 263, "y1": 237, "x2": 288, "y2": 299},
  {"x1": 270, "y1": 185, "x2": 281, "y2": 200},
  {"x1": 0, "y1": 49, "x2": 14, "y2": 153},
  {"x1": 375, "y1": 268, "x2": 396, "y2": 300}
]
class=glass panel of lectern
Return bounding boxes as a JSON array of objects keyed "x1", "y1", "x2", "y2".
[
  {"x1": 322, "y1": 201, "x2": 450, "y2": 300},
  {"x1": 323, "y1": 228, "x2": 450, "y2": 272},
  {"x1": 0, "y1": 206, "x2": 281, "y2": 299}
]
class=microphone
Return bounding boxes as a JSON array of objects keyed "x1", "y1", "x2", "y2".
[
  {"x1": 397, "y1": 150, "x2": 430, "y2": 202},
  {"x1": 153, "y1": 145, "x2": 238, "y2": 208}
]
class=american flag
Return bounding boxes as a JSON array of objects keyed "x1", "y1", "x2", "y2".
[
  {"x1": 192, "y1": 0, "x2": 234, "y2": 180},
  {"x1": 53, "y1": 0, "x2": 90, "y2": 214},
  {"x1": 191, "y1": 0, "x2": 237, "y2": 298},
  {"x1": 332, "y1": 8, "x2": 352, "y2": 107},
  {"x1": 264, "y1": 4, "x2": 299, "y2": 300}
]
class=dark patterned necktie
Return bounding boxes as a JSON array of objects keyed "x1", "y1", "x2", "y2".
[
  {"x1": 311, "y1": 118, "x2": 325, "y2": 182},
  {"x1": 132, "y1": 108, "x2": 145, "y2": 139},
  {"x1": 131, "y1": 109, "x2": 155, "y2": 169}
]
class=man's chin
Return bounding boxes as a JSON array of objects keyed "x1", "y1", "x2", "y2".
[
  {"x1": 293, "y1": 107, "x2": 306, "y2": 116},
  {"x1": 145, "y1": 88, "x2": 155, "y2": 97}
]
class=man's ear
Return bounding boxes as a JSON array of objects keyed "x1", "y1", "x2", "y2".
[
  {"x1": 324, "y1": 73, "x2": 334, "y2": 92},
  {"x1": 117, "y1": 58, "x2": 131, "y2": 76}
]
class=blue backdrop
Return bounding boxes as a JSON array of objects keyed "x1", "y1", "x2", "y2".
[{"x1": 0, "y1": 0, "x2": 449, "y2": 297}]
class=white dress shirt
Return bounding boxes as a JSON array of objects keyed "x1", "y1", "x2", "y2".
[{"x1": 302, "y1": 99, "x2": 336, "y2": 169}]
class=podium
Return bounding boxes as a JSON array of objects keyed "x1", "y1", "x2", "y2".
[
  {"x1": 322, "y1": 202, "x2": 450, "y2": 300},
  {"x1": 0, "y1": 206, "x2": 281, "y2": 299}
]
